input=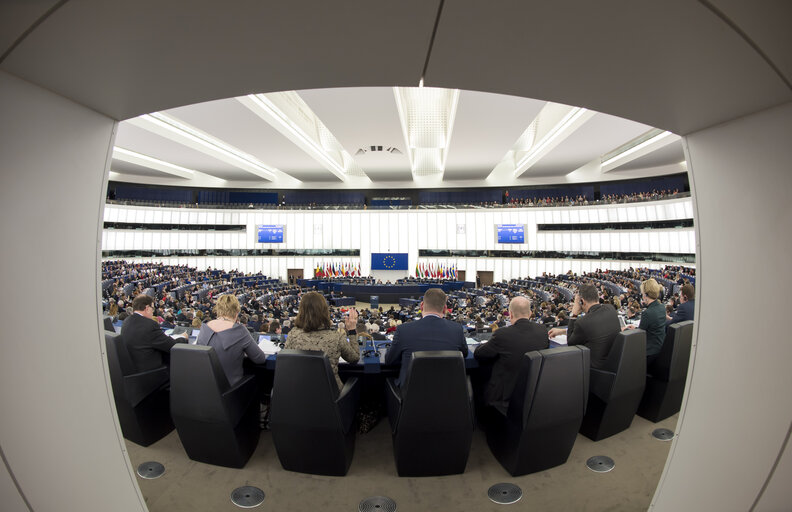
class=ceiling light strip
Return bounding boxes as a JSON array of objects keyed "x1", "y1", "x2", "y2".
[
  {"x1": 113, "y1": 147, "x2": 195, "y2": 176},
  {"x1": 112, "y1": 147, "x2": 228, "y2": 184},
  {"x1": 246, "y1": 94, "x2": 347, "y2": 178},
  {"x1": 601, "y1": 129, "x2": 674, "y2": 168},
  {"x1": 142, "y1": 112, "x2": 277, "y2": 179},
  {"x1": 393, "y1": 87, "x2": 460, "y2": 176},
  {"x1": 513, "y1": 107, "x2": 589, "y2": 174}
]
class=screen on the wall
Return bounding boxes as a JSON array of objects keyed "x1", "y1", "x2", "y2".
[
  {"x1": 256, "y1": 225, "x2": 284, "y2": 243},
  {"x1": 496, "y1": 224, "x2": 525, "y2": 244}
]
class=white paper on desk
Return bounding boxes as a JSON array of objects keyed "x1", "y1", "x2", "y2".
[
  {"x1": 550, "y1": 334, "x2": 568, "y2": 345},
  {"x1": 258, "y1": 339, "x2": 281, "y2": 355}
]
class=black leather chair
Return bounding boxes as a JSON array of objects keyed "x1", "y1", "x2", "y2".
[
  {"x1": 485, "y1": 346, "x2": 589, "y2": 476},
  {"x1": 638, "y1": 320, "x2": 694, "y2": 422},
  {"x1": 104, "y1": 332, "x2": 174, "y2": 446},
  {"x1": 170, "y1": 345, "x2": 260, "y2": 468},
  {"x1": 579, "y1": 330, "x2": 646, "y2": 441},
  {"x1": 385, "y1": 351, "x2": 474, "y2": 476},
  {"x1": 270, "y1": 349, "x2": 361, "y2": 476},
  {"x1": 103, "y1": 315, "x2": 116, "y2": 332}
]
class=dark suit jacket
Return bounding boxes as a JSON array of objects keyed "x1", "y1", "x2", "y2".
[
  {"x1": 474, "y1": 318, "x2": 549, "y2": 414},
  {"x1": 640, "y1": 299, "x2": 667, "y2": 357},
  {"x1": 122, "y1": 313, "x2": 186, "y2": 371},
  {"x1": 667, "y1": 299, "x2": 694, "y2": 325},
  {"x1": 385, "y1": 315, "x2": 468, "y2": 386},
  {"x1": 568, "y1": 304, "x2": 620, "y2": 369}
]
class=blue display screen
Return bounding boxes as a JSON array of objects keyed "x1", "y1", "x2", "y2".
[
  {"x1": 257, "y1": 225, "x2": 284, "y2": 243},
  {"x1": 496, "y1": 224, "x2": 525, "y2": 244}
]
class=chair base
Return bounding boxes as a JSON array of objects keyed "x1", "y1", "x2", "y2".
[{"x1": 579, "y1": 395, "x2": 638, "y2": 442}]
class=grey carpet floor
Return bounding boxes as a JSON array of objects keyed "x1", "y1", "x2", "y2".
[{"x1": 125, "y1": 412, "x2": 677, "y2": 512}]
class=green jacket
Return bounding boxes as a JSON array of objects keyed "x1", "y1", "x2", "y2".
[{"x1": 640, "y1": 300, "x2": 666, "y2": 357}]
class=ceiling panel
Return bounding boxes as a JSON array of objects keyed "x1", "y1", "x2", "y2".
[
  {"x1": 163, "y1": 98, "x2": 336, "y2": 181},
  {"x1": 612, "y1": 139, "x2": 686, "y2": 172},
  {"x1": 1, "y1": 0, "x2": 440, "y2": 120},
  {"x1": 426, "y1": 1, "x2": 791, "y2": 135},
  {"x1": 110, "y1": 159, "x2": 188, "y2": 179},
  {"x1": 444, "y1": 90, "x2": 545, "y2": 180},
  {"x1": 114, "y1": 122, "x2": 264, "y2": 181},
  {"x1": 526, "y1": 113, "x2": 653, "y2": 177},
  {"x1": 0, "y1": 0, "x2": 60, "y2": 58},
  {"x1": 299, "y1": 87, "x2": 410, "y2": 178},
  {"x1": 711, "y1": 0, "x2": 792, "y2": 86}
]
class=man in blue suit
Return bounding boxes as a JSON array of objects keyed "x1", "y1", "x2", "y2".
[
  {"x1": 385, "y1": 288, "x2": 468, "y2": 386},
  {"x1": 667, "y1": 283, "x2": 695, "y2": 325}
]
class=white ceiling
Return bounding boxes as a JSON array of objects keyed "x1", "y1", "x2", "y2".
[
  {"x1": 1, "y1": 0, "x2": 789, "y2": 192},
  {"x1": 109, "y1": 87, "x2": 687, "y2": 190}
]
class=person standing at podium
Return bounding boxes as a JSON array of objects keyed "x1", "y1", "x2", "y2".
[{"x1": 385, "y1": 288, "x2": 468, "y2": 387}]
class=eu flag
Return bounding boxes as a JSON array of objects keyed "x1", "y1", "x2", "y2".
[{"x1": 371, "y1": 253, "x2": 409, "y2": 270}]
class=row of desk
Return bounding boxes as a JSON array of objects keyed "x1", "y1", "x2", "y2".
[
  {"x1": 112, "y1": 320, "x2": 567, "y2": 377},
  {"x1": 297, "y1": 280, "x2": 475, "y2": 303}
]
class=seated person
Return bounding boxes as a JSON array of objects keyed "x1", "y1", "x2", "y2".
[
  {"x1": 355, "y1": 321, "x2": 373, "y2": 344},
  {"x1": 667, "y1": 283, "x2": 695, "y2": 325},
  {"x1": 196, "y1": 294, "x2": 268, "y2": 386},
  {"x1": 122, "y1": 294, "x2": 188, "y2": 372},
  {"x1": 385, "y1": 288, "x2": 468, "y2": 387},
  {"x1": 284, "y1": 292, "x2": 360, "y2": 390},
  {"x1": 369, "y1": 324, "x2": 387, "y2": 340},
  {"x1": 548, "y1": 283, "x2": 620, "y2": 369},
  {"x1": 624, "y1": 278, "x2": 666, "y2": 365},
  {"x1": 474, "y1": 296, "x2": 549, "y2": 414}
]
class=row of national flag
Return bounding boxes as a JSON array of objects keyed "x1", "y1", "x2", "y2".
[
  {"x1": 415, "y1": 262, "x2": 457, "y2": 280},
  {"x1": 315, "y1": 262, "x2": 361, "y2": 278}
]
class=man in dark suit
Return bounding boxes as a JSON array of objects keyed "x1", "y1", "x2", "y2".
[
  {"x1": 549, "y1": 283, "x2": 620, "y2": 369},
  {"x1": 667, "y1": 283, "x2": 695, "y2": 325},
  {"x1": 474, "y1": 296, "x2": 549, "y2": 414},
  {"x1": 385, "y1": 288, "x2": 468, "y2": 386},
  {"x1": 122, "y1": 294, "x2": 188, "y2": 372}
]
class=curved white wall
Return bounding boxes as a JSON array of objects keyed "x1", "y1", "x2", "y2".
[
  {"x1": 0, "y1": 72, "x2": 147, "y2": 511},
  {"x1": 103, "y1": 199, "x2": 695, "y2": 280}
]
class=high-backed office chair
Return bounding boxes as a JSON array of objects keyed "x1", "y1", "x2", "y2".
[
  {"x1": 638, "y1": 320, "x2": 694, "y2": 422},
  {"x1": 270, "y1": 349, "x2": 361, "y2": 476},
  {"x1": 170, "y1": 345, "x2": 260, "y2": 468},
  {"x1": 485, "y1": 346, "x2": 589, "y2": 476},
  {"x1": 579, "y1": 330, "x2": 646, "y2": 441},
  {"x1": 385, "y1": 351, "x2": 474, "y2": 476},
  {"x1": 103, "y1": 315, "x2": 116, "y2": 332},
  {"x1": 104, "y1": 332, "x2": 173, "y2": 446}
]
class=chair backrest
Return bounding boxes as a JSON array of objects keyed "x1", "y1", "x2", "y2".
[
  {"x1": 655, "y1": 321, "x2": 694, "y2": 381},
  {"x1": 103, "y1": 315, "x2": 116, "y2": 332},
  {"x1": 398, "y1": 351, "x2": 471, "y2": 431},
  {"x1": 603, "y1": 330, "x2": 647, "y2": 399},
  {"x1": 106, "y1": 331, "x2": 136, "y2": 376},
  {"x1": 508, "y1": 346, "x2": 590, "y2": 428},
  {"x1": 271, "y1": 349, "x2": 343, "y2": 428},
  {"x1": 104, "y1": 332, "x2": 127, "y2": 398},
  {"x1": 170, "y1": 345, "x2": 230, "y2": 421}
]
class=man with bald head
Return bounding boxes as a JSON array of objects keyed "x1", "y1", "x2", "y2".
[{"x1": 474, "y1": 295, "x2": 549, "y2": 414}]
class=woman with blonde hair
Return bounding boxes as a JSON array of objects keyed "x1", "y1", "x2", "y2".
[
  {"x1": 195, "y1": 294, "x2": 268, "y2": 386},
  {"x1": 284, "y1": 291, "x2": 359, "y2": 389},
  {"x1": 624, "y1": 278, "x2": 666, "y2": 365}
]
